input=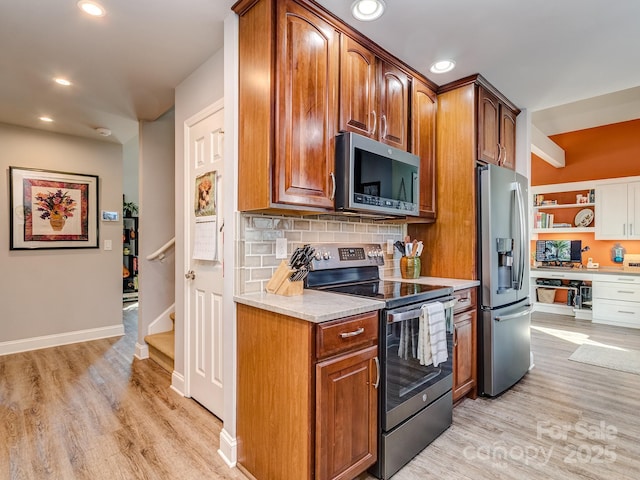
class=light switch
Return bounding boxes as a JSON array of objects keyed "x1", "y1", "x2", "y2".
[{"x1": 104, "y1": 239, "x2": 112, "y2": 251}]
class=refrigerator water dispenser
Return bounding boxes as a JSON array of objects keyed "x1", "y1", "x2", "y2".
[{"x1": 496, "y1": 237, "x2": 514, "y2": 292}]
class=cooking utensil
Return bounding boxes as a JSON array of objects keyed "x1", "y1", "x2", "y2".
[{"x1": 394, "y1": 241, "x2": 405, "y2": 256}]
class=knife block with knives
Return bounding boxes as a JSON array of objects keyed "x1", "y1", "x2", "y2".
[
  {"x1": 265, "y1": 260, "x2": 304, "y2": 296},
  {"x1": 265, "y1": 245, "x2": 315, "y2": 296}
]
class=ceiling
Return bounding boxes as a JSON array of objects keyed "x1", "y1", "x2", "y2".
[{"x1": 1, "y1": 0, "x2": 639, "y2": 145}]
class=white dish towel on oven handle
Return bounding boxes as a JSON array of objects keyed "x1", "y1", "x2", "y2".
[{"x1": 418, "y1": 302, "x2": 448, "y2": 367}]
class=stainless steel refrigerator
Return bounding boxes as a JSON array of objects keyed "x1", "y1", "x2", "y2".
[{"x1": 477, "y1": 163, "x2": 532, "y2": 397}]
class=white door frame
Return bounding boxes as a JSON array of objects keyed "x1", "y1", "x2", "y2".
[{"x1": 182, "y1": 98, "x2": 225, "y2": 398}]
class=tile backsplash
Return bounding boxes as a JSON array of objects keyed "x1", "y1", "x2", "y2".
[{"x1": 236, "y1": 213, "x2": 407, "y2": 294}]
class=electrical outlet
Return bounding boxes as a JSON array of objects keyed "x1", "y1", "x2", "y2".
[
  {"x1": 104, "y1": 239, "x2": 112, "y2": 251},
  {"x1": 275, "y1": 238, "x2": 288, "y2": 259},
  {"x1": 387, "y1": 239, "x2": 394, "y2": 255}
]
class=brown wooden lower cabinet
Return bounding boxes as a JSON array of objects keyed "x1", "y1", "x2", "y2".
[
  {"x1": 316, "y1": 345, "x2": 378, "y2": 480},
  {"x1": 237, "y1": 304, "x2": 379, "y2": 480},
  {"x1": 452, "y1": 288, "x2": 478, "y2": 403}
]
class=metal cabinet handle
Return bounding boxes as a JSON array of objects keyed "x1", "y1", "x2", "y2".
[
  {"x1": 456, "y1": 296, "x2": 471, "y2": 307},
  {"x1": 339, "y1": 327, "x2": 364, "y2": 338},
  {"x1": 453, "y1": 324, "x2": 458, "y2": 347},
  {"x1": 618, "y1": 310, "x2": 635, "y2": 315},
  {"x1": 381, "y1": 114, "x2": 387, "y2": 139},
  {"x1": 185, "y1": 270, "x2": 195, "y2": 280},
  {"x1": 370, "y1": 110, "x2": 377, "y2": 136},
  {"x1": 329, "y1": 172, "x2": 336, "y2": 200},
  {"x1": 618, "y1": 290, "x2": 635, "y2": 294},
  {"x1": 373, "y1": 356, "x2": 380, "y2": 389},
  {"x1": 497, "y1": 143, "x2": 502, "y2": 165}
]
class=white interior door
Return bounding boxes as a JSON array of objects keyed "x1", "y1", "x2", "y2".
[{"x1": 185, "y1": 101, "x2": 224, "y2": 418}]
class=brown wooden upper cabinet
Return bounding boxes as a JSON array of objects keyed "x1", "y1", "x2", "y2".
[
  {"x1": 411, "y1": 78, "x2": 437, "y2": 219},
  {"x1": 235, "y1": 0, "x2": 339, "y2": 212},
  {"x1": 235, "y1": 0, "x2": 436, "y2": 217},
  {"x1": 339, "y1": 35, "x2": 409, "y2": 151},
  {"x1": 477, "y1": 85, "x2": 518, "y2": 169}
]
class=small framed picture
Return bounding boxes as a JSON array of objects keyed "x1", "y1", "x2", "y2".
[{"x1": 101, "y1": 211, "x2": 119, "y2": 222}]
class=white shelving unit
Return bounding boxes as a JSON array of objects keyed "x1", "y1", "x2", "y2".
[{"x1": 531, "y1": 180, "x2": 597, "y2": 237}]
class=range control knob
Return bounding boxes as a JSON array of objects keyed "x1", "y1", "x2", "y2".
[
  {"x1": 323, "y1": 251, "x2": 331, "y2": 260},
  {"x1": 315, "y1": 252, "x2": 322, "y2": 261}
]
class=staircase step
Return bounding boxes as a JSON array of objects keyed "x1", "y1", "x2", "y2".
[{"x1": 144, "y1": 330, "x2": 174, "y2": 373}]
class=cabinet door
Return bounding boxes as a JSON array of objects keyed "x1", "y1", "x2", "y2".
[
  {"x1": 453, "y1": 310, "x2": 476, "y2": 403},
  {"x1": 628, "y1": 182, "x2": 640, "y2": 239},
  {"x1": 595, "y1": 183, "x2": 629, "y2": 239},
  {"x1": 378, "y1": 60, "x2": 409, "y2": 150},
  {"x1": 411, "y1": 78, "x2": 437, "y2": 220},
  {"x1": 500, "y1": 106, "x2": 517, "y2": 170},
  {"x1": 477, "y1": 86, "x2": 500, "y2": 165},
  {"x1": 275, "y1": 0, "x2": 339, "y2": 208},
  {"x1": 339, "y1": 35, "x2": 377, "y2": 138},
  {"x1": 316, "y1": 345, "x2": 378, "y2": 480}
]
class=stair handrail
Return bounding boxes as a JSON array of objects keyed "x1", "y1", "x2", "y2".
[{"x1": 147, "y1": 237, "x2": 175, "y2": 261}]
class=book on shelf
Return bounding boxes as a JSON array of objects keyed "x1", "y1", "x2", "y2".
[{"x1": 534, "y1": 212, "x2": 554, "y2": 228}]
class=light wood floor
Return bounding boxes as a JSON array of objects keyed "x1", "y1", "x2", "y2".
[
  {"x1": 361, "y1": 312, "x2": 640, "y2": 480},
  {"x1": 2, "y1": 308, "x2": 639, "y2": 479},
  {"x1": 0, "y1": 303, "x2": 245, "y2": 480}
]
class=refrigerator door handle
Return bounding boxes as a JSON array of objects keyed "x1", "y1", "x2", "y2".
[
  {"x1": 514, "y1": 182, "x2": 527, "y2": 291},
  {"x1": 495, "y1": 306, "x2": 533, "y2": 322}
]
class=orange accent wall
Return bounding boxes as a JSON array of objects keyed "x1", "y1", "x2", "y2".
[
  {"x1": 531, "y1": 118, "x2": 640, "y2": 267},
  {"x1": 532, "y1": 118, "x2": 640, "y2": 185}
]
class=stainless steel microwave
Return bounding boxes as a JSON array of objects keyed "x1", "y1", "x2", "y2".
[{"x1": 335, "y1": 132, "x2": 420, "y2": 217}]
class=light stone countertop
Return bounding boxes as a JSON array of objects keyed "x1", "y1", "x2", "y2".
[
  {"x1": 234, "y1": 290, "x2": 384, "y2": 324},
  {"x1": 383, "y1": 276, "x2": 480, "y2": 291}
]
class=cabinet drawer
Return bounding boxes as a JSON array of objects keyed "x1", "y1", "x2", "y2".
[
  {"x1": 316, "y1": 312, "x2": 378, "y2": 359},
  {"x1": 594, "y1": 282, "x2": 640, "y2": 302},
  {"x1": 453, "y1": 288, "x2": 477, "y2": 314},
  {"x1": 593, "y1": 300, "x2": 640, "y2": 329}
]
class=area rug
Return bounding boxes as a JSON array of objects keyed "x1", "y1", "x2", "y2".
[{"x1": 569, "y1": 344, "x2": 640, "y2": 375}]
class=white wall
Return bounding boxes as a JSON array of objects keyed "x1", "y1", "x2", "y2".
[
  {"x1": 0, "y1": 123, "x2": 123, "y2": 352},
  {"x1": 174, "y1": 50, "x2": 225, "y2": 386},
  {"x1": 122, "y1": 135, "x2": 139, "y2": 206},
  {"x1": 138, "y1": 110, "x2": 176, "y2": 346}
]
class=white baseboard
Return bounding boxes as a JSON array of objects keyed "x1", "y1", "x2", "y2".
[
  {"x1": 0, "y1": 324, "x2": 125, "y2": 357},
  {"x1": 218, "y1": 428, "x2": 237, "y2": 468},
  {"x1": 171, "y1": 370, "x2": 186, "y2": 396},
  {"x1": 135, "y1": 342, "x2": 149, "y2": 359},
  {"x1": 148, "y1": 303, "x2": 176, "y2": 335}
]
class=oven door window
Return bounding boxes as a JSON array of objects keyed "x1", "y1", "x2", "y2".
[{"x1": 385, "y1": 308, "x2": 453, "y2": 413}]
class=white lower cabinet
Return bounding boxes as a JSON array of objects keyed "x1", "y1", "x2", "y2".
[{"x1": 592, "y1": 278, "x2": 640, "y2": 328}]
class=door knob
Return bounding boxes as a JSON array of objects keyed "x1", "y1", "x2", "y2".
[{"x1": 185, "y1": 270, "x2": 196, "y2": 280}]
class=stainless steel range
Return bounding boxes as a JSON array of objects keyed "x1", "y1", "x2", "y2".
[{"x1": 306, "y1": 243, "x2": 456, "y2": 479}]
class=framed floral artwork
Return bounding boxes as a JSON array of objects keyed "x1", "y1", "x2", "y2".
[{"x1": 9, "y1": 167, "x2": 99, "y2": 250}]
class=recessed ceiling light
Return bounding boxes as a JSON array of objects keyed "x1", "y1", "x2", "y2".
[
  {"x1": 77, "y1": 1, "x2": 106, "y2": 17},
  {"x1": 351, "y1": 0, "x2": 386, "y2": 21},
  {"x1": 40, "y1": 116, "x2": 54, "y2": 123},
  {"x1": 429, "y1": 60, "x2": 456, "y2": 74},
  {"x1": 54, "y1": 78, "x2": 72, "y2": 86}
]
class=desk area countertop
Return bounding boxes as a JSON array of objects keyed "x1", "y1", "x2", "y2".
[
  {"x1": 531, "y1": 266, "x2": 640, "y2": 278},
  {"x1": 234, "y1": 290, "x2": 384, "y2": 323}
]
